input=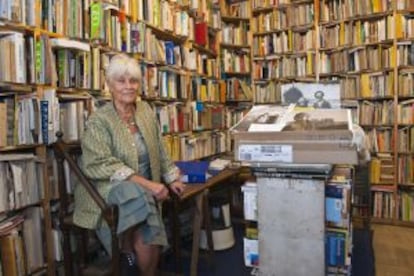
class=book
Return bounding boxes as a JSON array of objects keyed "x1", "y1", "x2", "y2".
[
  {"x1": 175, "y1": 160, "x2": 210, "y2": 183},
  {"x1": 194, "y1": 22, "x2": 207, "y2": 46},
  {"x1": 0, "y1": 102, "x2": 6, "y2": 147}
]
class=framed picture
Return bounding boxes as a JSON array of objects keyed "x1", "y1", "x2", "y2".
[{"x1": 281, "y1": 82, "x2": 341, "y2": 109}]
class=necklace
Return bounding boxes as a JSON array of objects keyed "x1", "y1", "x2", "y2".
[{"x1": 127, "y1": 117, "x2": 136, "y2": 126}]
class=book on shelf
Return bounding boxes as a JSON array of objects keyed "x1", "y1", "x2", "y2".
[
  {"x1": 22, "y1": 207, "x2": 45, "y2": 273},
  {"x1": 325, "y1": 181, "x2": 351, "y2": 228},
  {"x1": 0, "y1": 102, "x2": 6, "y2": 147}
]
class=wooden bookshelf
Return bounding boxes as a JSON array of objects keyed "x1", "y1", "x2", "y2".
[
  {"x1": 0, "y1": 0, "x2": 242, "y2": 274},
  {"x1": 249, "y1": 0, "x2": 414, "y2": 227}
]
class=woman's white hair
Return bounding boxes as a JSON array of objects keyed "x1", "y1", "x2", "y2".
[{"x1": 106, "y1": 54, "x2": 141, "y2": 82}]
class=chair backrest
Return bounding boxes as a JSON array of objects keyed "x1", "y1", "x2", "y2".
[{"x1": 52, "y1": 131, "x2": 120, "y2": 275}]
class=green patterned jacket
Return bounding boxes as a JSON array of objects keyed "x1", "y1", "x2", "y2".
[{"x1": 73, "y1": 101, "x2": 178, "y2": 229}]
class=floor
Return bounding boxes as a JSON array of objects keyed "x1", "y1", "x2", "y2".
[
  {"x1": 162, "y1": 222, "x2": 375, "y2": 276},
  {"x1": 373, "y1": 224, "x2": 414, "y2": 276}
]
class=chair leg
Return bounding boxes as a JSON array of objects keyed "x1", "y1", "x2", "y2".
[
  {"x1": 62, "y1": 229, "x2": 74, "y2": 276},
  {"x1": 111, "y1": 229, "x2": 120, "y2": 276}
]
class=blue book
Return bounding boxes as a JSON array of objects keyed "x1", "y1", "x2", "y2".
[
  {"x1": 175, "y1": 161, "x2": 210, "y2": 183},
  {"x1": 40, "y1": 100, "x2": 49, "y2": 144},
  {"x1": 165, "y1": 41, "x2": 175, "y2": 65},
  {"x1": 325, "y1": 197, "x2": 342, "y2": 224},
  {"x1": 325, "y1": 230, "x2": 346, "y2": 266}
]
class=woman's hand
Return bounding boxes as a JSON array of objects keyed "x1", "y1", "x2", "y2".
[
  {"x1": 148, "y1": 181, "x2": 170, "y2": 201},
  {"x1": 169, "y1": 180, "x2": 186, "y2": 196}
]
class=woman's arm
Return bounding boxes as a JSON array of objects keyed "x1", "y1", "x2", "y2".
[{"x1": 81, "y1": 116, "x2": 134, "y2": 181}]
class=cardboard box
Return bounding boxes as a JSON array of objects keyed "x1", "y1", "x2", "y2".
[
  {"x1": 231, "y1": 106, "x2": 358, "y2": 165},
  {"x1": 233, "y1": 130, "x2": 358, "y2": 165}
]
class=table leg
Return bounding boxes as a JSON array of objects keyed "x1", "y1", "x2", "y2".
[
  {"x1": 190, "y1": 192, "x2": 204, "y2": 276},
  {"x1": 202, "y1": 190, "x2": 214, "y2": 268},
  {"x1": 171, "y1": 200, "x2": 182, "y2": 273}
]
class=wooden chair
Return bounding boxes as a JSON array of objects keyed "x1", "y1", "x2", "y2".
[{"x1": 52, "y1": 132, "x2": 120, "y2": 276}]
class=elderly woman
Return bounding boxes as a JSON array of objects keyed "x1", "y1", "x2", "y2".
[{"x1": 74, "y1": 54, "x2": 185, "y2": 276}]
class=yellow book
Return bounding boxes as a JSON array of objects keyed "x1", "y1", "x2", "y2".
[
  {"x1": 370, "y1": 158, "x2": 381, "y2": 184},
  {"x1": 360, "y1": 74, "x2": 371, "y2": 98},
  {"x1": 200, "y1": 84, "x2": 208, "y2": 102},
  {"x1": 339, "y1": 22, "x2": 345, "y2": 46},
  {"x1": 371, "y1": 0, "x2": 381, "y2": 13},
  {"x1": 306, "y1": 51, "x2": 313, "y2": 75},
  {"x1": 0, "y1": 102, "x2": 6, "y2": 147},
  {"x1": 389, "y1": 45, "x2": 396, "y2": 68},
  {"x1": 395, "y1": 14, "x2": 404, "y2": 39},
  {"x1": 354, "y1": 21, "x2": 361, "y2": 45}
]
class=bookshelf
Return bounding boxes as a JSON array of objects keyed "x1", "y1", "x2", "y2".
[
  {"x1": 0, "y1": 143, "x2": 54, "y2": 275},
  {"x1": 0, "y1": 0, "x2": 241, "y2": 274},
  {"x1": 250, "y1": 0, "x2": 414, "y2": 226},
  {"x1": 219, "y1": 0, "x2": 254, "y2": 132}
]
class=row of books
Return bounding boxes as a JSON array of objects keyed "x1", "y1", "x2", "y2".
[
  {"x1": 399, "y1": 69, "x2": 414, "y2": 97},
  {"x1": 398, "y1": 156, "x2": 414, "y2": 184},
  {"x1": 359, "y1": 100, "x2": 394, "y2": 126},
  {"x1": 0, "y1": 154, "x2": 44, "y2": 213},
  {"x1": 0, "y1": 89, "x2": 59, "y2": 147},
  {"x1": 372, "y1": 190, "x2": 395, "y2": 219},
  {"x1": 220, "y1": 0, "x2": 250, "y2": 18},
  {"x1": 319, "y1": 0, "x2": 412, "y2": 22},
  {"x1": 320, "y1": 17, "x2": 392, "y2": 49},
  {"x1": 370, "y1": 154, "x2": 395, "y2": 185},
  {"x1": 14, "y1": 38, "x2": 221, "y2": 97},
  {"x1": 152, "y1": 101, "x2": 227, "y2": 134},
  {"x1": 252, "y1": 52, "x2": 316, "y2": 79},
  {"x1": 190, "y1": 78, "x2": 224, "y2": 103},
  {"x1": 399, "y1": 190, "x2": 414, "y2": 222},
  {"x1": 398, "y1": 126, "x2": 414, "y2": 153},
  {"x1": 319, "y1": 45, "x2": 393, "y2": 74},
  {"x1": 0, "y1": 17, "x2": 219, "y2": 87},
  {"x1": 0, "y1": 0, "x2": 88, "y2": 39},
  {"x1": 0, "y1": 207, "x2": 46, "y2": 275},
  {"x1": 224, "y1": 78, "x2": 253, "y2": 101},
  {"x1": 91, "y1": 1, "x2": 191, "y2": 42},
  {"x1": 251, "y1": 3, "x2": 314, "y2": 33},
  {"x1": 221, "y1": 22, "x2": 250, "y2": 46},
  {"x1": 253, "y1": 81, "x2": 281, "y2": 103},
  {"x1": 397, "y1": 99, "x2": 414, "y2": 124},
  {"x1": 339, "y1": 70, "x2": 414, "y2": 100},
  {"x1": 372, "y1": 189, "x2": 414, "y2": 221},
  {"x1": 253, "y1": 29, "x2": 315, "y2": 56},
  {"x1": 54, "y1": 48, "x2": 91, "y2": 89},
  {"x1": 221, "y1": 48, "x2": 251, "y2": 74},
  {"x1": 162, "y1": 130, "x2": 229, "y2": 162},
  {"x1": 366, "y1": 128, "x2": 394, "y2": 153}
]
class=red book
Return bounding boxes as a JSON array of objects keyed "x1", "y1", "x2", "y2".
[{"x1": 194, "y1": 22, "x2": 207, "y2": 46}]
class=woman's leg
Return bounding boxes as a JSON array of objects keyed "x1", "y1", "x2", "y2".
[{"x1": 133, "y1": 230, "x2": 160, "y2": 276}]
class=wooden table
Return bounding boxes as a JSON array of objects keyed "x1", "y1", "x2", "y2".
[{"x1": 168, "y1": 169, "x2": 239, "y2": 276}]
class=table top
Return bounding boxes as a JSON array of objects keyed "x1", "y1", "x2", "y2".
[{"x1": 178, "y1": 168, "x2": 240, "y2": 201}]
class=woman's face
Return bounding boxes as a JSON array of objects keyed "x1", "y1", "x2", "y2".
[{"x1": 109, "y1": 75, "x2": 139, "y2": 106}]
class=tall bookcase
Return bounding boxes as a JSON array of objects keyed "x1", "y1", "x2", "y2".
[
  {"x1": 250, "y1": 0, "x2": 414, "y2": 227},
  {"x1": 0, "y1": 0, "x2": 244, "y2": 274},
  {"x1": 219, "y1": 0, "x2": 254, "y2": 131}
]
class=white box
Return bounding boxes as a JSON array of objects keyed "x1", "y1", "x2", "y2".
[
  {"x1": 242, "y1": 181, "x2": 257, "y2": 221},
  {"x1": 258, "y1": 177, "x2": 325, "y2": 276},
  {"x1": 243, "y1": 237, "x2": 259, "y2": 267}
]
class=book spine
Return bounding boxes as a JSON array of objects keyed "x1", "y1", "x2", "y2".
[{"x1": 40, "y1": 100, "x2": 49, "y2": 145}]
